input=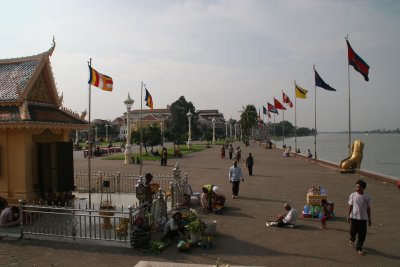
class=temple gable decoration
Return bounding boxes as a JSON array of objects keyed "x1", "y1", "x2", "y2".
[{"x1": 0, "y1": 39, "x2": 87, "y2": 129}]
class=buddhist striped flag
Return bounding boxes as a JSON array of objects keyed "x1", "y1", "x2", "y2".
[
  {"x1": 145, "y1": 89, "x2": 154, "y2": 110},
  {"x1": 88, "y1": 66, "x2": 113, "y2": 91}
]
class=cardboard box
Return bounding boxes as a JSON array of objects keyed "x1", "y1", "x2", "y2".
[{"x1": 307, "y1": 194, "x2": 328, "y2": 205}]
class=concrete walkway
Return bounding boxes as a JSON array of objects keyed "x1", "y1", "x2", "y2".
[{"x1": 1, "y1": 142, "x2": 399, "y2": 267}]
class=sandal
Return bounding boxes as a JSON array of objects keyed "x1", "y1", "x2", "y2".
[
  {"x1": 349, "y1": 240, "x2": 354, "y2": 247},
  {"x1": 357, "y1": 250, "x2": 366, "y2": 255}
]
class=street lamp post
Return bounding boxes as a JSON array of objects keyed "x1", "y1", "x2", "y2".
[
  {"x1": 160, "y1": 120, "x2": 164, "y2": 145},
  {"x1": 124, "y1": 93, "x2": 134, "y2": 164},
  {"x1": 212, "y1": 117, "x2": 216, "y2": 144},
  {"x1": 105, "y1": 124, "x2": 111, "y2": 143},
  {"x1": 75, "y1": 130, "x2": 79, "y2": 145},
  {"x1": 187, "y1": 111, "x2": 193, "y2": 149},
  {"x1": 235, "y1": 123, "x2": 237, "y2": 139},
  {"x1": 225, "y1": 121, "x2": 228, "y2": 138},
  {"x1": 95, "y1": 127, "x2": 98, "y2": 142},
  {"x1": 229, "y1": 119, "x2": 233, "y2": 138}
]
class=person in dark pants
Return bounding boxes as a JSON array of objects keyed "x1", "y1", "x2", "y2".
[
  {"x1": 228, "y1": 160, "x2": 244, "y2": 199},
  {"x1": 160, "y1": 147, "x2": 168, "y2": 166},
  {"x1": 245, "y1": 153, "x2": 254, "y2": 176},
  {"x1": 228, "y1": 144, "x2": 234, "y2": 160},
  {"x1": 348, "y1": 179, "x2": 371, "y2": 256}
]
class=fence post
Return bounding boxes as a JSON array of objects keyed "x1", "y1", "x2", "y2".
[
  {"x1": 169, "y1": 181, "x2": 175, "y2": 210},
  {"x1": 117, "y1": 171, "x2": 120, "y2": 193},
  {"x1": 128, "y1": 204, "x2": 133, "y2": 244},
  {"x1": 18, "y1": 199, "x2": 24, "y2": 239}
]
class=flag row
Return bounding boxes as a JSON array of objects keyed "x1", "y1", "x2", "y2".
[{"x1": 262, "y1": 38, "x2": 369, "y2": 118}]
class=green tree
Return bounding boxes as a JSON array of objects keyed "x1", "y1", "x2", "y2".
[
  {"x1": 170, "y1": 96, "x2": 200, "y2": 140},
  {"x1": 202, "y1": 131, "x2": 213, "y2": 145},
  {"x1": 131, "y1": 125, "x2": 162, "y2": 154},
  {"x1": 274, "y1": 120, "x2": 294, "y2": 137},
  {"x1": 239, "y1": 104, "x2": 259, "y2": 139},
  {"x1": 143, "y1": 125, "x2": 162, "y2": 153}
]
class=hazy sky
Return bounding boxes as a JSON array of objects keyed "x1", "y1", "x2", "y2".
[{"x1": 1, "y1": 0, "x2": 399, "y2": 132}]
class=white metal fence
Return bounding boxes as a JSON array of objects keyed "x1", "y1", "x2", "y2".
[{"x1": 18, "y1": 191, "x2": 168, "y2": 245}]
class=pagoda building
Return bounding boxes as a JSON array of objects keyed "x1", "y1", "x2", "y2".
[{"x1": 0, "y1": 40, "x2": 87, "y2": 203}]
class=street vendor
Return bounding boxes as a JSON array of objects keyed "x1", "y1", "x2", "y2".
[
  {"x1": 163, "y1": 212, "x2": 185, "y2": 240},
  {"x1": 211, "y1": 186, "x2": 226, "y2": 212},
  {"x1": 201, "y1": 184, "x2": 214, "y2": 210}
]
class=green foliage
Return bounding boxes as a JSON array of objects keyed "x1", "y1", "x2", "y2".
[
  {"x1": 103, "y1": 144, "x2": 208, "y2": 160},
  {"x1": 185, "y1": 209, "x2": 207, "y2": 233},
  {"x1": 202, "y1": 131, "x2": 213, "y2": 143},
  {"x1": 143, "y1": 125, "x2": 162, "y2": 148},
  {"x1": 185, "y1": 218, "x2": 207, "y2": 233},
  {"x1": 170, "y1": 96, "x2": 201, "y2": 140},
  {"x1": 240, "y1": 104, "x2": 258, "y2": 138}
]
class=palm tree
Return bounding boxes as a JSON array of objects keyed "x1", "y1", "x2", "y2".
[{"x1": 240, "y1": 104, "x2": 259, "y2": 139}]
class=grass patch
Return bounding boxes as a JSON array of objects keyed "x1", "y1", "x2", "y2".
[{"x1": 103, "y1": 144, "x2": 210, "y2": 161}]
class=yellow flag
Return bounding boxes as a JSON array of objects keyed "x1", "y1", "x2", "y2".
[{"x1": 295, "y1": 83, "x2": 308, "y2": 99}]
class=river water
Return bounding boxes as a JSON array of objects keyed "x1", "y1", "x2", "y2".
[{"x1": 274, "y1": 133, "x2": 400, "y2": 180}]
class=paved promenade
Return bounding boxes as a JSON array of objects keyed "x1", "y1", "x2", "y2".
[{"x1": 1, "y1": 142, "x2": 399, "y2": 266}]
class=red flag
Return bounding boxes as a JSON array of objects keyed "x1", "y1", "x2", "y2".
[
  {"x1": 274, "y1": 98, "x2": 286, "y2": 110},
  {"x1": 282, "y1": 92, "x2": 293, "y2": 108},
  {"x1": 268, "y1": 111, "x2": 271, "y2": 119},
  {"x1": 347, "y1": 39, "x2": 369, "y2": 81}
]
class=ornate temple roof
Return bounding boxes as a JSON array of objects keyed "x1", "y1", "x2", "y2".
[{"x1": 0, "y1": 40, "x2": 87, "y2": 129}]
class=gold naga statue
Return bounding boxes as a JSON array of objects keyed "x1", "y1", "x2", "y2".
[{"x1": 340, "y1": 139, "x2": 364, "y2": 173}]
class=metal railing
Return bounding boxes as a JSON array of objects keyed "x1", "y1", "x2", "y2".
[
  {"x1": 74, "y1": 171, "x2": 174, "y2": 193},
  {"x1": 18, "y1": 191, "x2": 168, "y2": 245}
]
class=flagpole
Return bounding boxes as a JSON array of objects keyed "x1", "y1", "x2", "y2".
[
  {"x1": 346, "y1": 35, "x2": 352, "y2": 155},
  {"x1": 273, "y1": 113, "x2": 276, "y2": 140},
  {"x1": 294, "y1": 81, "x2": 297, "y2": 153},
  {"x1": 140, "y1": 82, "x2": 144, "y2": 176},
  {"x1": 314, "y1": 65, "x2": 317, "y2": 159},
  {"x1": 87, "y1": 58, "x2": 92, "y2": 209},
  {"x1": 262, "y1": 112, "x2": 265, "y2": 140},
  {"x1": 282, "y1": 109, "x2": 285, "y2": 147}
]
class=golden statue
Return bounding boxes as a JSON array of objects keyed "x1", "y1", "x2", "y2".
[{"x1": 340, "y1": 139, "x2": 364, "y2": 173}]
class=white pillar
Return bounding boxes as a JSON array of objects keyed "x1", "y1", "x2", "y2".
[
  {"x1": 212, "y1": 117, "x2": 216, "y2": 144},
  {"x1": 187, "y1": 111, "x2": 193, "y2": 149},
  {"x1": 124, "y1": 94, "x2": 134, "y2": 164},
  {"x1": 234, "y1": 123, "x2": 237, "y2": 139},
  {"x1": 229, "y1": 120, "x2": 232, "y2": 138}
]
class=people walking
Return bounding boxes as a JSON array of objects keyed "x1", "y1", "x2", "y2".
[
  {"x1": 235, "y1": 146, "x2": 242, "y2": 162},
  {"x1": 161, "y1": 147, "x2": 168, "y2": 166},
  {"x1": 228, "y1": 144, "x2": 234, "y2": 160},
  {"x1": 220, "y1": 145, "x2": 226, "y2": 159},
  {"x1": 246, "y1": 153, "x2": 254, "y2": 176},
  {"x1": 348, "y1": 179, "x2": 371, "y2": 256},
  {"x1": 228, "y1": 160, "x2": 244, "y2": 199}
]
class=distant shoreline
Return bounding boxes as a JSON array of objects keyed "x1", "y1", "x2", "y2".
[{"x1": 276, "y1": 147, "x2": 399, "y2": 184}]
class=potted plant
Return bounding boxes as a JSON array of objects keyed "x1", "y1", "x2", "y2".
[{"x1": 185, "y1": 218, "x2": 207, "y2": 243}]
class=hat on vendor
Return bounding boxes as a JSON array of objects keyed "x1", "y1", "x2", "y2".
[{"x1": 212, "y1": 186, "x2": 224, "y2": 196}]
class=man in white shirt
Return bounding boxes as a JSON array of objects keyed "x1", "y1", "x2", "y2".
[
  {"x1": 348, "y1": 179, "x2": 371, "y2": 255},
  {"x1": 228, "y1": 160, "x2": 244, "y2": 199},
  {"x1": 266, "y1": 203, "x2": 297, "y2": 228}
]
